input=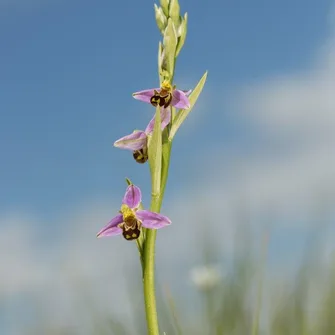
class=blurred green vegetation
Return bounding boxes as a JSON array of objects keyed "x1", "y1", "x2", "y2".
[{"x1": 26, "y1": 231, "x2": 335, "y2": 335}]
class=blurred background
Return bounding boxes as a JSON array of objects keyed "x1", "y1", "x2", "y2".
[{"x1": 1, "y1": 0, "x2": 335, "y2": 334}]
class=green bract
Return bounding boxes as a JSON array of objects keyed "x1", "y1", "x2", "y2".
[
  {"x1": 148, "y1": 106, "x2": 162, "y2": 203},
  {"x1": 169, "y1": 71, "x2": 208, "y2": 140},
  {"x1": 158, "y1": 42, "x2": 165, "y2": 84},
  {"x1": 168, "y1": 0, "x2": 181, "y2": 27},
  {"x1": 176, "y1": 12, "x2": 187, "y2": 56},
  {"x1": 162, "y1": 18, "x2": 178, "y2": 79},
  {"x1": 159, "y1": 0, "x2": 169, "y2": 17}
]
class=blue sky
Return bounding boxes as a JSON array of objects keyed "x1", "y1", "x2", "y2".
[
  {"x1": 0, "y1": 0, "x2": 331, "y2": 219},
  {"x1": 2, "y1": 0, "x2": 335, "y2": 333}
]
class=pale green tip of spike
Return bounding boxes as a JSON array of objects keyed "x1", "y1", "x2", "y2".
[
  {"x1": 176, "y1": 12, "x2": 188, "y2": 56},
  {"x1": 162, "y1": 18, "x2": 178, "y2": 78},
  {"x1": 168, "y1": 0, "x2": 181, "y2": 27},
  {"x1": 154, "y1": 3, "x2": 167, "y2": 34},
  {"x1": 159, "y1": 0, "x2": 169, "y2": 16}
]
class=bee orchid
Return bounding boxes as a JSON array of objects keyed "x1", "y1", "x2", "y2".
[
  {"x1": 96, "y1": 184, "x2": 171, "y2": 240},
  {"x1": 133, "y1": 80, "x2": 191, "y2": 109},
  {"x1": 114, "y1": 108, "x2": 171, "y2": 163}
]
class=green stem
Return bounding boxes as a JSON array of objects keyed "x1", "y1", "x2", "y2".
[
  {"x1": 143, "y1": 229, "x2": 159, "y2": 335},
  {"x1": 143, "y1": 141, "x2": 172, "y2": 335},
  {"x1": 142, "y1": 38, "x2": 176, "y2": 333}
]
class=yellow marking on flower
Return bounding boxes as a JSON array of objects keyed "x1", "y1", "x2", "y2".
[
  {"x1": 120, "y1": 204, "x2": 136, "y2": 222},
  {"x1": 161, "y1": 80, "x2": 172, "y2": 91},
  {"x1": 150, "y1": 82, "x2": 173, "y2": 108}
]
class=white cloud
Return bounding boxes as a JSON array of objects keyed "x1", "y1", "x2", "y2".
[
  {"x1": 0, "y1": 216, "x2": 47, "y2": 295},
  {"x1": 0, "y1": 194, "x2": 235, "y2": 334},
  {"x1": 1, "y1": 166, "x2": 334, "y2": 333},
  {"x1": 205, "y1": 13, "x2": 335, "y2": 218},
  {"x1": 235, "y1": 28, "x2": 335, "y2": 145},
  {"x1": 0, "y1": 205, "x2": 140, "y2": 333}
]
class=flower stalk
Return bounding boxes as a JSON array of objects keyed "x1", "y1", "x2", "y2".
[
  {"x1": 136, "y1": 0, "x2": 207, "y2": 330},
  {"x1": 144, "y1": 104, "x2": 164, "y2": 335},
  {"x1": 143, "y1": 135, "x2": 172, "y2": 335},
  {"x1": 96, "y1": 0, "x2": 207, "y2": 333}
]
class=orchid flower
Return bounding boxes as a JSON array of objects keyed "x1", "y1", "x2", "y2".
[
  {"x1": 96, "y1": 184, "x2": 171, "y2": 240},
  {"x1": 114, "y1": 108, "x2": 171, "y2": 163},
  {"x1": 133, "y1": 80, "x2": 191, "y2": 109}
]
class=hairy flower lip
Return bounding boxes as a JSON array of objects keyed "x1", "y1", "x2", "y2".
[{"x1": 96, "y1": 184, "x2": 171, "y2": 239}]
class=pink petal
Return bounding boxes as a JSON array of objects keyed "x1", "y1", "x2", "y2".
[
  {"x1": 132, "y1": 88, "x2": 159, "y2": 104},
  {"x1": 114, "y1": 131, "x2": 147, "y2": 151},
  {"x1": 96, "y1": 214, "x2": 123, "y2": 237},
  {"x1": 136, "y1": 210, "x2": 171, "y2": 229},
  {"x1": 145, "y1": 108, "x2": 172, "y2": 134},
  {"x1": 122, "y1": 184, "x2": 142, "y2": 209},
  {"x1": 171, "y1": 89, "x2": 191, "y2": 109}
]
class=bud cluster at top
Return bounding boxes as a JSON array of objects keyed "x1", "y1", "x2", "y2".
[{"x1": 154, "y1": 0, "x2": 188, "y2": 83}]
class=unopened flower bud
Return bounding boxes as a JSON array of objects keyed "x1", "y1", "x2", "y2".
[
  {"x1": 162, "y1": 18, "x2": 177, "y2": 78},
  {"x1": 176, "y1": 12, "x2": 187, "y2": 56},
  {"x1": 168, "y1": 0, "x2": 181, "y2": 27},
  {"x1": 154, "y1": 4, "x2": 167, "y2": 34},
  {"x1": 159, "y1": 0, "x2": 169, "y2": 16}
]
